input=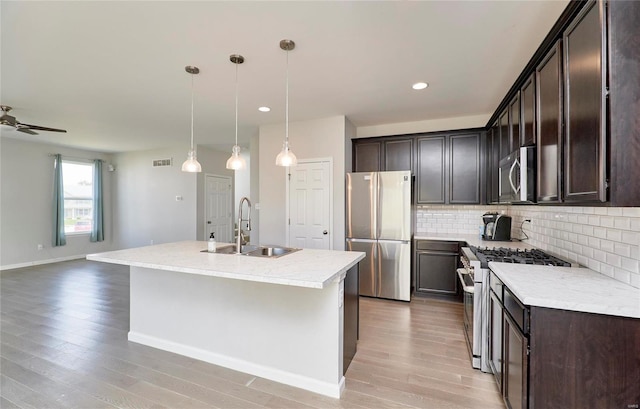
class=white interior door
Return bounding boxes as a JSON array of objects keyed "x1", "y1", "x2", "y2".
[
  {"x1": 205, "y1": 174, "x2": 232, "y2": 243},
  {"x1": 288, "y1": 160, "x2": 332, "y2": 249}
]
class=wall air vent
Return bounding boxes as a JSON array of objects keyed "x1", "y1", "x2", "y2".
[{"x1": 152, "y1": 158, "x2": 173, "y2": 167}]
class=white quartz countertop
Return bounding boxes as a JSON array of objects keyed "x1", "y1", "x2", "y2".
[
  {"x1": 87, "y1": 241, "x2": 365, "y2": 289},
  {"x1": 489, "y1": 262, "x2": 640, "y2": 319},
  {"x1": 414, "y1": 233, "x2": 535, "y2": 250}
]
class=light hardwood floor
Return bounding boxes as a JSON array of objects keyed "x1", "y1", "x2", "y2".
[{"x1": 1, "y1": 259, "x2": 503, "y2": 408}]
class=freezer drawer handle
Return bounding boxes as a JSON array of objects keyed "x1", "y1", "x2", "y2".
[{"x1": 457, "y1": 268, "x2": 475, "y2": 294}]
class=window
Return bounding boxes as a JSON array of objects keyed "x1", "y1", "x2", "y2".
[{"x1": 62, "y1": 161, "x2": 94, "y2": 234}]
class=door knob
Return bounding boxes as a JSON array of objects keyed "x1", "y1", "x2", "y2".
[
  {"x1": 207, "y1": 221, "x2": 212, "y2": 224},
  {"x1": 323, "y1": 230, "x2": 328, "y2": 235}
]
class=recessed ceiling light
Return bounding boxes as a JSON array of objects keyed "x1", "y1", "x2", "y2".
[
  {"x1": 258, "y1": 106, "x2": 271, "y2": 112},
  {"x1": 412, "y1": 82, "x2": 429, "y2": 90}
]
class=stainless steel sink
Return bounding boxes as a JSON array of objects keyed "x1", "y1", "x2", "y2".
[
  {"x1": 203, "y1": 244, "x2": 298, "y2": 258},
  {"x1": 246, "y1": 246, "x2": 300, "y2": 258}
]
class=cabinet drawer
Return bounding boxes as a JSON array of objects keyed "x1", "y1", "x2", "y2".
[{"x1": 415, "y1": 240, "x2": 459, "y2": 252}]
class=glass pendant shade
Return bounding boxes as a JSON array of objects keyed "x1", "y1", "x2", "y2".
[
  {"x1": 181, "y1": 149, "x2": 202, "y2": 172},
  {"x1": 275, "y1": 141, "x2": 298, "y2": 167},
  {"x1": 226, "y1": 145, "x2": 246, "y2": 170}
]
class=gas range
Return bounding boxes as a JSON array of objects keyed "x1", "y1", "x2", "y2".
[
  {"x1": 458, "y1": 244, "x2": 571, "y2": 373},
  {"x1": 470, "y1": 246, "x2": 572, "y2": 269}
]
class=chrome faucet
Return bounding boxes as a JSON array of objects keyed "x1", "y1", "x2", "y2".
[{"x1": 236, "y1": 197, "x2": 252, "y2": 254}]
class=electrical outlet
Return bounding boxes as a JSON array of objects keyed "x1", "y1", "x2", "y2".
[
  {"x1": 37, "y1": 244, "x2": 43, "y2": 251},
  {"x1": 150, "y1": 240, "x2": 154, "y2": 245}
]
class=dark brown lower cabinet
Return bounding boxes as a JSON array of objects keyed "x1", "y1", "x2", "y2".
[
  {"x1": 414, "y1": 240, "x2": 459, "y2": 296},
  {"x1": 490, "y1": 280, "x2": 640, "y2": 409},
  {"x1": 503, "y1": 312, "x2": 528, "y2": 409},
  {"x1": 343, "y1": 263, "x2": 359, "y2": 374},
  {"x1": 529, "y1": 308, "x2": 640, "y2": 409}
]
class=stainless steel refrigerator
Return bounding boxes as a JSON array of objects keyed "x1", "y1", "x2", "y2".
[{"x1": 346, "y1": 171, "x2": 411, "y2": 302}]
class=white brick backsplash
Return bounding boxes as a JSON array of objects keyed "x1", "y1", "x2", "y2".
[
  {"x1": 607, "y1": 207, "x2": 623, "y2": 216},
  {"x1": 622, "y1": 207, "x2": 640, "y2": 217},
  {"x1": 600, "y1": 239, "x2": 615, "y2": 253},
  {"x1": 416, "y1": 205, "x2": 640, "y2": 288}
]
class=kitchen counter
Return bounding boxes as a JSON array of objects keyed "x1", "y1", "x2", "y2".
[
  {"x1": 490, "y1": 262, "x2": 640, "y2": 319},
  {"x1": 414, "y1": 233, "x2": 535, "y2": 250},
  {"x1": 87, "y1": 240, "x2": 364, "y2": 289},
  {"x1": 87, "y1": 241, "x2": 365, "y2": 398}
]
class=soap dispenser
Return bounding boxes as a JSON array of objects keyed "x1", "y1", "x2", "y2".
[{"x1": 207, "y1": 232, "x2": 216, "y2": 252}]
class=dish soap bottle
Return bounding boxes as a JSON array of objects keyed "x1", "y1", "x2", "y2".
[{"x1": 207, "y1": 232, "x2": 216, "y2": 252}]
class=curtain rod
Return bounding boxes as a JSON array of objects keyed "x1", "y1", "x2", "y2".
[{"x1": 48, "y1": 154, "x2": 105, "y2": 163}]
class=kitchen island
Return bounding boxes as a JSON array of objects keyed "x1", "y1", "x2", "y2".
[{"x1": 87, "y1": 241, "x2": 364, "y2": 398}]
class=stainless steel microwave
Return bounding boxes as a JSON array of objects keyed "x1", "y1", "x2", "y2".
[{"x1": 499, "y1": 146, "x2": 536, "y2": 203}]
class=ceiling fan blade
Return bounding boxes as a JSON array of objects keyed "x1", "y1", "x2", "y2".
[
  {"x1": 16, "y1": 127, "x2": 39, "y2": 135},
  {"x1": 19, "y1": 123, "x2": 67, "y2": 133}
]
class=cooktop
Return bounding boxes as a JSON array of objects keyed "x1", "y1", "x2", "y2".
[{"x1": 470, "y1": 246, "x2": 571, "y2": 268}]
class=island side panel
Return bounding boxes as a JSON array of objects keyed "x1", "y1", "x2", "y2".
[{"x1": 128, "y1": 266, "x2": 345, "y2": 398}]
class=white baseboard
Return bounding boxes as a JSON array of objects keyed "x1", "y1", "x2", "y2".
[
  {"x1": 128, "y1": 331, "x2": 345, "y2": 399},
  {"x1": 0, "y1": 255, "x2": 87, "y2": 271}
]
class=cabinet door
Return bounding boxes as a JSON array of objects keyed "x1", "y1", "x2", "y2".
[
  {"x1": 416, "y1": 136, "x2": 446, "y2": 204},
  {"x1": 503, "y1": 313, "x2": 529, "y2": 409},
  {"x1": 415, "y1": 251, "x2": 458, "y2": 295},
  {"x1": 489, "y1": 291, "x2": 504, "y2": 393},
  {"x1": 521, "y1": 74, "x2": 536, "y2": 147},
  {"x1": 354, "y1": 141, "x2": 382, "y2": 172},
  {"x1": 509, "y1": 93, "x2": 521, "y2": 153},
  {"x1": 499, "y1": 110, "x2": 510, "y2": 159},
  {"x1": 536, "y1": 40, "x2": 563, "y2": 203},
  {"x1": 384, "y1": 139, "x2": 413, "y2": 172},
  {"x1": 563, "y1": 0, "x2": 607, "y2": 203},
  {"x1": 490, "y1": 122, "x2": 501, "y2": 203},
  {"x1": 449, "y1": 133, "x2": 480, "y2": 204}
]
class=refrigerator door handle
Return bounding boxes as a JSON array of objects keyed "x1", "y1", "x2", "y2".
[
  {"x1": 375, "y1": 241, "x2": 382, "y2": 298},
  {"x1": 374, "y1": 172, "x2": 379, "y2": 239}
]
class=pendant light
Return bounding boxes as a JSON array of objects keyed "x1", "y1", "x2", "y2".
[
  {"x1": 275, "y1": 39, "x2": 298, "y2": 167},
  {"x1": 226, "y1": 54, "x2": 247, "y2": 170},
  {"x1": 181, "y1": 65, "x2": 202, "y2": 173}
]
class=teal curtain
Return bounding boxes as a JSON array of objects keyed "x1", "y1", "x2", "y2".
[
  {"x1": 52, "y1": 154, "x2": 66, "y2": 246},
  {"x1": 91, "y1": 159, "x2": 104, "y2": 242}
]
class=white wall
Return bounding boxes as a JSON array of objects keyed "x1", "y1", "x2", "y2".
[
  {"x1": 0, "y1": 137, "x2": 114, "y2": 268},
  {"x1": 258, "y1": 116, "x2": 347, "y2": 250},
  {"x1": 112, "y1": 145, "x2": 233, "y2": 249},
  {"x1": 112, "y1": 146, "x2": 196, "y2": 249},
  {"x1": 249, "y1": 134, "x2": 260, "y2": 245}
]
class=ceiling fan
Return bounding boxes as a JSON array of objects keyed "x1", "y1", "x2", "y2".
[{"x1": 0, "y1": 105, "x2": 67, "y2": 135}]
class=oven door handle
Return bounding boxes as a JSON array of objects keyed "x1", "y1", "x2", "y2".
[{"x1": 457, "y1": 269, "x2": 475, "y2": 294}]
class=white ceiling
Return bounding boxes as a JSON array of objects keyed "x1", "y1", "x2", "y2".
[{"x1": 1, "y1": 1, "x2": 569, "y2": 154}]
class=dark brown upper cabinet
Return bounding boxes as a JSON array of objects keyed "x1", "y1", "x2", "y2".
[
  {"x1": 563, "y1": 0, "x2": 607, "y2": 203},
  {"x1": 416, "y1": 132, "x2": 481, "y2": 205},
  {"x1": 509, "y1": 93, "x2": 521, "y2": 153},
  {"x1": 449, "y1": 134, "x2": 480, "y2": 204},
  {"x1": 499, "y1": 110, "x2": 510, "y2": 159},
  {"x1": 521, "y1": 74, "x2": 536, "y2": 147},
  {"x1": 490, "y1": 122, "x2": 501, "y2": 204},
  {"x1": 536, "y1": 40, "x2": 563, "y2": 203},
  {"x1": 384, "y1": 139, "x2": 413, "y2": 171},
  {"x1": 416, "y1": 136, "x2": 446, "y2": 204},
  {"x1": 353, "y1": 141, "x2": 382, "y2": 172}
]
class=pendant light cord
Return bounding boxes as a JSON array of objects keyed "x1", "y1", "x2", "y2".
[
  {"x1": 235, "y1": 58, "x2": 239, "y2": 146},
  {"x1": 285, "y1": 48, "x2": 289, "y2": 147},
  {"x1": 190, "y1": 73, "x2": 195, "y2": 151}
]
